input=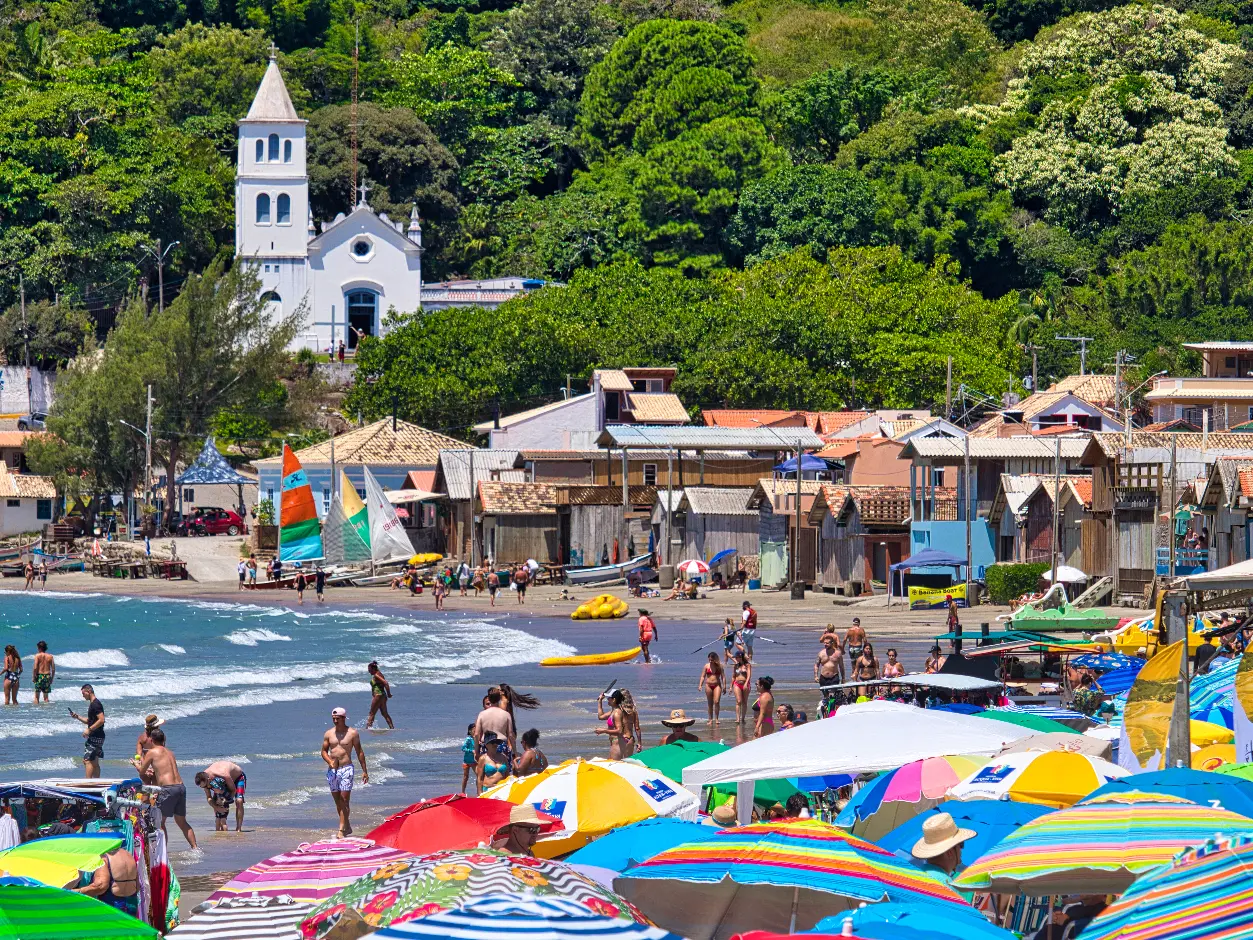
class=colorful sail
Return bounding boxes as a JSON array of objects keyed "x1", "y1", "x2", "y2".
[
  {"x1": 322, "y1": 472, "x2": 371, "y2": 566},
  {"x1": 342, "y1": 471, "x2": 371, "y2": 553},
  {"x1": 1119, "y1": 639, "x2": 1185, "y2": 772},
  {"x1": 279, "y1": 443, "x2": 323, "y2": 562},
  {"x1": 365, "y1": 467, "x2": 414, "y2": 564}
]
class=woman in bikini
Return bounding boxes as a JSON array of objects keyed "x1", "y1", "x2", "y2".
[
  {"x1": 731, "y1": 652, "x2": 752, "y2": 724},
  {"x1": 853, "y1": 642, "x2": 880, "y2": 697},
  {"x1": 753, "y1": 676, "x2": 775, "y2": 738},
  {"x1": 699, "y1": 652, "x2": 725, "y2": 722},
  {"x1": 882, "y1": 648, "x2": 905, "y2": 679},
  {"x1": 596, "y1": 689, "x2": 639, "y2": 758},
  {"x1": 513, "y1": 728, "x2": 549, "y2": 776},
  {"x1": 3, "y1": 645, "x2": 21, "y2": 706},
  {"x1": 366, "y1": 661, "x2": 394, "y2": 730},
  {"x1": 476, "y1": 732, "x2": 512, "y2": 791}
]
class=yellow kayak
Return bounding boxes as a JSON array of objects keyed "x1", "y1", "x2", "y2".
[{"x1": 541, "y1": 646, "x2": 642, "y2": 667}]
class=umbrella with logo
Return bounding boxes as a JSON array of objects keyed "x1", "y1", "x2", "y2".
[
  {"x1": 366, "y1": 794, "x2": 563, "y2": 854},
  {"x1": 366, "y1": 894, "x2": 685, "y2": 940},
  {"x1": 300, "y1": 849, "x2": 646, "y2": 939},
  {"x1": 482, "y1": 758, "x2": 699, "y2": 856},
  {"x1": 0, "y1": 883, "x2": 160, "y2": 940},
  {"x1": 947, "y1": 749, "x2": 1127, "y2": 808},
  {"x1": 633, "y1": 741, "x2": 803, "y2": 811},
  {"x1": 953, "y1": 792, "x2": 1253, "y2": 895},
  {"x1": 615, "y1": 819, "x2": 971, "y2": 940},
  {"x1": 208, "y1": 839, "x2": 415, "y2": 904},
  {"x1": 168, "y1": 895, "x2": 310, "y2": 940}
]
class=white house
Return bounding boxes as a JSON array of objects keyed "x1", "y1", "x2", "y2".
[{"x1": 0, "y1": 464, "x2": 55, "y2": 536}]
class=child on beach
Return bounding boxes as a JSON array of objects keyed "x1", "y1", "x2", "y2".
[{"x1": 461, "y1": 723, "x2": 477, "y2": 794}]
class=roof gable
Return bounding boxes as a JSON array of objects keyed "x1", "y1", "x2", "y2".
[
  {"x1": 477, "y1": 481, "x2": 557, "y2": 514},
  {"x1": 243, "y1": 58, "x2": 301, "y2": 123},
  {"x1": 308, "y1": 206, "x2": 420, "y2": 256},
  {"x1": 255, "y1": 419, "x2": 465, "y2": 467}
]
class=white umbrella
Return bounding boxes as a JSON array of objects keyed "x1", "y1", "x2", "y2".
[
  {"x1": 1044, "y1": 565, "x2": 1088, "y2": 583},
  {"x1": 677, "y1": 559, "x2": 710, "y2": 577},
  {"x1": 170, "y1": 895, "x2": 310, "y2": 940}
]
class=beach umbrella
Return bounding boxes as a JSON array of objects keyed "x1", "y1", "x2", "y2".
[
  {"x1": 998, "y1": 732, "x2": 1113, "y2": 760},
  {"x1": 1073, "y1": 653, "x2": 1141, "y2": 672},
  {"x1": 813, "y1": 901, "x2": 1017, "y2": 940},
  {"x1": 168, "y1": 894, "x2": 311, "y2": 940},
  {"x1": 634, "y1": 741, "x2": 802, "y2": 810},
  {"x1": 0, "y1": 834, "x2": 122, "y2": 888},
  {"x1": 952, "y1": 791, "x2": 1253, "y2": 895},
  {"x1": 1194, "y1": 704, "x2": 1234, "y2": 729},
  {"x1": 1082, "y1": 769, "x2": 1253, "y2": 818},
  {"x1": 947, "y1": 750, "x2": 1127, "y2": 808},
  {"x1": 973, "y1": 710, "x2": 1084, "y2": 735},
  {"x1": 481, "y1": 758, "x2": 699, "y2": 857},
  {"x1": 300, "y1": 848, "x2": 646, "y2": 939},
  {"x1": 677, "y1": 560, "x2": 710, "y2": 577},
  {"x1": 614, "y1": 819, "x2": 971, "y2": 940},
  {"x1": 366, "y1": 794, "x2": 563, "y2": 855},
  {"x1": 1192, "y1": 720, "x2": 1235, "y2": 746},
  {"x1": 1218, "y1": 763, "x2": 1253, "y2": 783},
  {"x1": 0, "y1": 883, "x2": 159, "y2": 939},
  {"x1": 566, "y1": 818, "x2": 719, "y2": 873},
  {"x1": 1097, "y1": 666, "x2": 1142, "y2": 696},
  {"x1": 1078, "y1": 833, "x2": 1253, "y2": 940},
  {"x1": 709, "y1": 549, "x2": 737, "y2": 566},
  {"x1": 365, "y1": 894, "x2": 684, "y2": 940},
  {"x1": 791, "y1": 774, "x2": 856, "y2": 793},
  {"x1": 875, "y1": 799, "x2": 1051, "y2": 872},
  {"x1": 1193, "y1": 744, "x2": 1238, "y2": 771},
  {"x1": 1044, "y1": 565, "x2": 1087, "y2": 582},
  {"x1": 834, "y1": 756, "x2": 983, "y2": 840},
  {"x1": 208, "y1": 838, "x2": 415, "y2": 904}
]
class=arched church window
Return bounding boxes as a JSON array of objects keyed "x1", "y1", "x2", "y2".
[
  {"x1": 256, "y1": 193, "x2": 271, "y2": 224},
  {"x1": 268, "y1": 134, "x2": 279, "y2": 161},
  {"x1": 277, "y1": 194, "x2": 291, "y2": 224},
  {"x1": 255, "y1": 139, "x2": 264, "y2": 162},
  {"x1": 284, "y1": 140, "x2": 292, "y2": 163}
]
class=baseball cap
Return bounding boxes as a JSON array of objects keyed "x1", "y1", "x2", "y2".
[{"x1": 331, "y1": 707, "x2": 347, "y2": 718}]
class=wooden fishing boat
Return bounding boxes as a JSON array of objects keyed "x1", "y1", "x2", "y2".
[
  {"x1": 541, "y1": 646, "x2": 641, "y2": 667},
  {"x1": 564, "y1": 554, "x2": 654, "y2": 586}
]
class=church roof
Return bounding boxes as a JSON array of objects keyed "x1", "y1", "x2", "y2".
[{"x1": 244, "y1": 56, "x2": 301, "y2": 123}]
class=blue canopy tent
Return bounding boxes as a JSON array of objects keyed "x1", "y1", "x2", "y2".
[
  {"x1": 772, "y1": 453, "x2": 829, "y2": 477},
  {"x1": 886, "y1": 547, "x2": 968, "y2": 606},
  {"x1": 175, "y1": 436, "x2": 252, "y2": 526}
]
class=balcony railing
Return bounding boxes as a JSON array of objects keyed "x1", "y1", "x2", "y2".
[{"x1": 1155, "y1": 547, "x2": 1208, "y2": 576}]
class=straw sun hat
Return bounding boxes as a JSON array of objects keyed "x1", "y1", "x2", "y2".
[
  {"x1": 660, "y1": 708, "x2": 697, "y2": 728},
  {"x1": 911, "y1": 813, "x2": 975, "y2": 859}
]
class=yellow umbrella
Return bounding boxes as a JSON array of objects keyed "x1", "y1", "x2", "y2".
[
  {"x1": 947, "y1": 750, "x2": 1128, "y2": 808},
  {"x1": 481, "y1": 758, "x2": 699, "y2": 857},
  {"x1": 1193, "y1": 743, "x2": 1237, "y2": 771},
  {"x1": 0, "y1": 835, "x2": 120, "y2": 888},
  {"x1": 1191, "y1": 720, "x2": 1235, "y2": 747}
]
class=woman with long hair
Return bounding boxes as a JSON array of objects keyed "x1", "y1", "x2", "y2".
[
  {"x1": 596, "y1": 688, "x2": 640, "y2": 759},
  {"x1": 3, "y1": 645, "x2": 21, "y2": 706},
  {"x1": 497, "y1": 683, "x2": 540, "y2": 736},
  {"x1": 366, "y1": 661, "x2": 394, "y2": 730},
  {"x1": 731, "y1": 652, "x2": 752, "y2": 724},
  {"x1": 699, "y1": 652, "x2": 724, "y2": 722}
]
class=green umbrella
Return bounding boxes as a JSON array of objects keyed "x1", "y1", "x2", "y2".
[
  {"x1": 0, "y1": 884, "x2": 159, "y2": 939},
  {"x1": 974, "y1": 710, "x2": 1082, "y2": 735},
  {"x1": 1216, "y1": 763, "x2": 1253, "y2": 782},
  {"x1": 0, "y1": 835, "x2": 123, "y2": 887},
  {"x1": 633, "y1": 741, "x2": 802, "y2": 809}
]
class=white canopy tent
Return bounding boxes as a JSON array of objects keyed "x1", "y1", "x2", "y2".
[
  {"x1": 1182, "y1": 558, "x2": 1253, "y2": 591},
  {"x1": 681, "y1": 701, "x2": 1034, "y2": 823},
  {"x1": 819, "y1": 673, "x2": 1002, "y2": 693}
]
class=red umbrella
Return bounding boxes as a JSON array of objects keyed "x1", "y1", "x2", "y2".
[{"x1": 365, "y1": 793, "x2": 563, "y2": 854}]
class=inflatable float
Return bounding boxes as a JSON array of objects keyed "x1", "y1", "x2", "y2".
[{"x1": 540, "y1": 646, "x2": 642, "y2": 666}]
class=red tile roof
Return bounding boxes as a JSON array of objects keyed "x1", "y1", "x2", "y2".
[
  {"x1": 1070, "y1": 478, "x2": 1093, "y2": 509},
  {"x1": 701, "y1": 409, "x2": 808, "y2": 428}
]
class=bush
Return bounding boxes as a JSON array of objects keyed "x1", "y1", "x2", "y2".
[{"x1": 985, "y1": 562, "x2": 1050, "y2": 605}]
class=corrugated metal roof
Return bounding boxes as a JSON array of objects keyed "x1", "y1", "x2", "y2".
[
  {"x1": 595, "y1": 369, "x2": 635, "y2": 392},
  {"x1": 654, "y1": 489, "x2": 684, "y2": 512},
  {"x1": 1183, "y1": 342, "x2": 1253, "y2": 351},
  {"x1": 1087, "y1": 432, "x2": 1253, "y2": 457},
  {"x1": 627, "y1": 393, "x2": 689, "y2": 424},
  {"x1": 599, "y1": 425, "x2": 825, "y2": 450},
  {"x1": 681, "y1": 486, "x2": 757, "y2": 516},
  {"x1": 903, "y1": 437, "x2": 1091, "y2": 460},
  {"x1": 255, "y1": 419, "x2": 465, "y2": 467},
  {"x1": 436, "y1": 449, "x2": 523, "y2": 500},
  {"x1": 478, "y1": 481, "x2": 557, "y2": 514}
]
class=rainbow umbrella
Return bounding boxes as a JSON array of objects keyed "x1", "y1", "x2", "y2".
[
  {"x1": 614, "y1": 819, "x2": 971, "y2": 940},
  {"x1": 207, "y1": 838, "x2": 414, "y2": 904},
  {"x1": 0, "y1": 834, "x2": 122, "y2": 888},
  {"x1": 835, "y1": 756, "x2": 983, "y2": 840},
  {"x1": 953, "y1": 792, "x2": 1253, "y2": 895},
  {"x1": 947, "y1": 749, "x2": 1127, "y2": 808},
  {"x1": 1080, "y1": 833, "x2": 1253, "y2": 940}
]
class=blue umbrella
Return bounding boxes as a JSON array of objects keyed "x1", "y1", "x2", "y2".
[
  {"x1": 1193, "y1": 703, "x2": 1234, "y2": 729},
  {"x1": 708, "y1": 548, "x2": 737, "y2": 565},
  {"x1": 792, "y1": 774, "x2": 856, "y2": 792},
  {"x1": 1082, "y1": 768, "x2": 1253, "y2": 818},
  {"x1": 772, "y1": 454, "x2": 828, "y2": 473},
  {"x1": 813, "y1": 901, "x2": 1016, "y2": 940},
  {"x1": 566, "y1": 818, "x2": 719, "y2": 873},
  {"x1": 876, "y1": 799, "x2": 1052, "y2": 871},
  {"x1": 931, "y1": 703, "x2": 982, "y2": 715},
  {"x1": 372, "y1": 894, "x2": 682, "y2": 939},
  {"x1": 1095, "y1": 665, "x2": 1141, "y2": 696},
  {"x1": 0, "y1": 876, "x2": 42, "y2": 887},
  {"x1": 1073, "y1": 653, "x2": 1141, "y2": 672}
]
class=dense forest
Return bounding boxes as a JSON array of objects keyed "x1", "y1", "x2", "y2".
[{"x1": 6, "y1": 0, "x2": 1253, "y2": 421}]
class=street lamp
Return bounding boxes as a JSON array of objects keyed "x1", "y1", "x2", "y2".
[
  {"x1": 751, "y1": 418, "x2": 806, "y2": 586},
  {"x1": 118, "y1": 419, "x2": 151, "y2": 537},
  {"x1": 141, "y1": 240, "x2": 180, "y2": 314}
]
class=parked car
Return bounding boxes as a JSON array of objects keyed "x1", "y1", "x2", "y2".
[
  {"x1": 17, "y1": 411, "x2": 47, "y2": 431},
  {"x1": 190, "y1": 507, "x2": 247, "y2": 536}
]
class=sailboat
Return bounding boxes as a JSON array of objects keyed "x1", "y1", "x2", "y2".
[
  {"x1": 322, "y1": 470, "x2": 371, "y2": 566},
  {"x1": 278, "y1": 443, "x2": 324, "y2": 563},
  {"x1": 365, "y1": 467, "x2": 415, "y2": 565}
]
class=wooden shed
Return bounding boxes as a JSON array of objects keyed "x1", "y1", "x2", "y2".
[
  {"x1": 556, "y1": 485, "x2": 656, "y2": 566},
  {"x1": 747, "y1": 478, "x2": 824, "y2": 587},
  {"x1": 476, "y1": 481, "x2": 559, "y2": 564},
  {"x1": 987, "y1": 474, "x2": 1095, "y2": 569},
  {"x1": 674, "y1": 486, "x2": 759, "y2": 563},
  {"x1": 808, "y1": 484, "x2": 910, "y2": 595}
]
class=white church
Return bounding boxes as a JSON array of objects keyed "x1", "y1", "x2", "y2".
[{"x1": 236, "y1": 52, "x2": 551, "y2": 352}]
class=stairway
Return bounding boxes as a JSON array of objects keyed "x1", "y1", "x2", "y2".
[{"x1": 1071, "y1": 576, "x2": 1113, "y2": 609}]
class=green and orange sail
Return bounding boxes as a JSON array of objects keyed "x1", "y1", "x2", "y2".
[{"x1": 279, "y1": 443, "x2": 323, "y2": 562}]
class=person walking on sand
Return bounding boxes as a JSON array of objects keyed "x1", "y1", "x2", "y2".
[
  {"x1": 316, "y1": 565, "x2": 327, "y2": 603},
  {"x1": 247, "y1": 553, "x2": 258, "y2": 586},
  {"x1": 731, "y1": 652, "x2": 752, "y2": 724},
  {"x1": 322, "y1": 707, "x2": 369, "y2": 837},
  {"x1": 32, "y1": 641, "x2": 53, "y2": 704},
  {"x1": 132, "y1": 728, "x2": 197, "y2": 848},
  {"x1": 194, "y1": 760, "x2": 247, "y2": 831},
  {"x1": 845, "y1": 617, "x2": 866, "y2": 671},
  {"x1": 596, "y1": 689, "x2": 640, "y2": 759},
  {"x1": 433, "y1": 575, "x2": 446, "y2": 610},
  {"x1": 458, "y1": 561, "x2": 471, "y2": 597},
  {"x1": 237, "y1": 558, "x2": 247, "y2": 591},
  {"x1": 513, "y1": 564, "x2": 528, "y2": 604},
  {"x1": 946, "y1": 595, "x2": 961, "y2": 633},
  {"x1": 754, "y1": 676, "x2": 776, "y2": 737},
  {"x1": 700, "y1": 652, "x2": 724, "y2": 721},
  {"x1": 366, "y1": 661, "x2": 394, "y2": 730},
  {"x1": 38, "y1": 561, "x2": 47, "y2": 589},
  {"x1": 71, "y1": 685, "x2": 105, "y2": 778},
  {"x1": 659, "y1": 708, "x2": 700, "y2": 745},
  {"x1": 488, "y1": 569, "x2": 500, "y2": 607},
  {"x1": 638, "y1": 609, "x2": 658, "y2": 663},
  {"x1": 3, "y1": 645, "x2": 20, "y2": 705},
  {"x1": 22, "y1": 562, "x2": 33, "y2": 591}
]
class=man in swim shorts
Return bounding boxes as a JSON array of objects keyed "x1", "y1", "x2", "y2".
[
  {"x1": 194, "y1": 760, "x2": 247, "y2": 831},
  {"x1": 32, "y1": 641, "x2": 54, "y2": 703},
  {"x1": 322, "y1": 707, "x2": 369, "y2": 837},
  {"x1": 132, "y1": 728, "x2": 197, "y2": 848}
]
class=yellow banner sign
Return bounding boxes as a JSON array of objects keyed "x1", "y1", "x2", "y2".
[{"x1": 908, "y1": 582, "x2": 966, "y2": 610}]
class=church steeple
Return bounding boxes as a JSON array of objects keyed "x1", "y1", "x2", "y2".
[{"x1": 244, "y1": 46, "x2": 300, "y2": 123}]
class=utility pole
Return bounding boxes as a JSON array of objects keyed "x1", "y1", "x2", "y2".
[
  {"x1": 794, "y1": 438, "x2": 803, "y2": 586},
  {"x1": 1051, "y1": 433, "x2": 1061, "y2": 581},
  {"x1": 144, "y1": 385, "x2": 153, "y2": 515},
  {"x1": 665, "y1": 450, "x2": 674, "y2": 568},
  {"x1": 621, "y1": 448, "x2": 629, "y2": 561},
  {"x1": 1057, "y1": 335, "x2": 1094, "y2": 376},
  {"x1": 19, "y1": 275, "x2": 30, "y2": 411},
  {"x1": 963, "y1": 431, "x2": 972, "y2": 601},
  {"x1": 946, "y1": 356, "x2": 953, "y2": 421},
  {"x1": 1168, "y1": 435, "x2": 1178, "y2": 576},
  {"x1": 1025, "y1": 344, "x2": 1042, "y2": 393},
  {"x1": 467, "y1": 449, "x2": 475, "y2": 566}
]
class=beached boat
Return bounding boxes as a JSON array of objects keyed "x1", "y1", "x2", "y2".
[
  {"x1": 541, "y1": 646, "x2": 641, "y2": 667},
  {"x1": 564, "y1": 554, "x2": 653, "y2": 586},
  {"x1": 243, "y1": 575, "x2": 300, "y2": 590}
]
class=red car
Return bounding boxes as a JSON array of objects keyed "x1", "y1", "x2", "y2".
[{"x1": 191, "y1": 507, "x2": 248, "y2": 536}]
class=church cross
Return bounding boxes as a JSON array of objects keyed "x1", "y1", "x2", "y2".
[
  {"x1": 356, "y1": 178, "x2": 371, "y2": 208},
  {"x1": 269, "y1": 41, "x2": 278, "y2": 61}
]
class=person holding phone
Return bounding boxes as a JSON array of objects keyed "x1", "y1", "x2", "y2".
[{"x1": 69, "y1": 685, "x2": 105, "y2": 778}]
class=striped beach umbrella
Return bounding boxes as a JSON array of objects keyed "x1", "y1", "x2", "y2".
[
  {"x1": 677, "y1": 559, "x2": 710, "y2": 577},
  {"x1": 368, "y1": 894, "x2": 685, "y2": 940},
  {"x1": 168, "y1": 895, "x2": 311, "y2": 940},
  {"x1": 614, "y1": 819, "x2": 971, "y2": 940},
  {"x1": 301, "y1": 848, "x2": 646, "y2": 940},
  {"x1": 947, "y1": 750, "x2": 1128, "y2": 808},
  {"x1": 953, "y1": 792, "x2": 1253, "y2": 895},
  {"x1": 482, "y1": 759, "x2": 699, "y2": 857},
  {"x1": 207, "y1": 838, "x2": 415, "y2": 904},
  {"x1": 1080, "y1": 833, "x2": 1253, "y2": 940},
  {"x1": 0, "y1": 884, "x2": 159, "y2": 939},
  {"x1": 835, "y1": 755, "x2": 983, "y2": 840}
]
